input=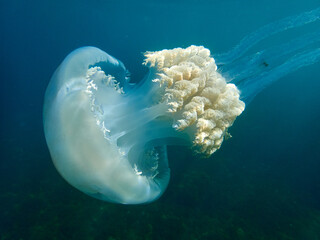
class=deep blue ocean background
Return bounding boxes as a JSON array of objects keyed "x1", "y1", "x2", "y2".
[{"x1": 1, "y1": 0, "x2": 320, "y2": 239}]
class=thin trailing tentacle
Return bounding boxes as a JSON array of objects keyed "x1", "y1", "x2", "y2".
[
  {"x1": 238, "y1": 48, "x2": 320, "y2": 103},
  {"x1": 214, "y1": 7, "x2": 320, "y2": 65},
  {"x1": 221, "y1": 29, "x2": 320, "y2": 85}
]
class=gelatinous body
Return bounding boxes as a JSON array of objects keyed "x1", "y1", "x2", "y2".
[{"x1": 44, "y1": 7, "x2": 320, "y2": 204}]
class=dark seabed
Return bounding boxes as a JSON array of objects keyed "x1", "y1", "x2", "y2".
[{"x1": 1, "y1": 0, "x2": 320, "y2": 239}]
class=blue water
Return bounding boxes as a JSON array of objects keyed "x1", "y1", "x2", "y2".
[{"x1": 1, "y1": 0, "x2": 320, "y2": 239}]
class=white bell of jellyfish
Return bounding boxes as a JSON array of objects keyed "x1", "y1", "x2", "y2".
[{"x1": 43, "y1": 7, "x2": 320, "y2": 204}]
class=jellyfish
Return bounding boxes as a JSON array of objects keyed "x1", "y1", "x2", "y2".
[{"x1": 43, "y1": 7, "x2": 320, "y2": 204}]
